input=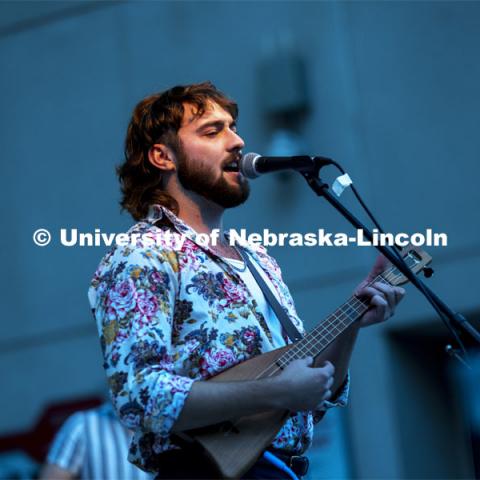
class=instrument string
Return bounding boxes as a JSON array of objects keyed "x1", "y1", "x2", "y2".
[
  {"x1": 224, "y1": 255, "x2": 418, "y2": 434},
  {"x1": 252, "y1": 262, "x2": 406, "y2": 380}
]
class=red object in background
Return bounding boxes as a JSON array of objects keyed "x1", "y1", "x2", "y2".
[{"x1": 0, "y1": 396, "x2": 103, "y2": 462}]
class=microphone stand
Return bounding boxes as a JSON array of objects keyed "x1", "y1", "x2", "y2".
[{"x1": 301, "y1": 159, "x2": 480, "y2": 365}]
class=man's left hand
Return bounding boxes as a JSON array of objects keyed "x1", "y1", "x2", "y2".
[{"x1": 354, "y1": 255, "x2": 405, "y2": 328}]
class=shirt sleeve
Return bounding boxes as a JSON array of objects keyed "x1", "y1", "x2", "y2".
[
  {"x1": 89, "y1": 245, "x2": 194, "y2": 441},
  {"x1": 313, "y1": 371, "x2": 350, "y2": 424},
  {"x1": 46, "y1": 413, "x2": 86, "y2": 474}
]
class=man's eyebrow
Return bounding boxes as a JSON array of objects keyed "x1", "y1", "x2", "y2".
[{"x1": 196, "y1": 119, "x2": 236, "y2": 132}]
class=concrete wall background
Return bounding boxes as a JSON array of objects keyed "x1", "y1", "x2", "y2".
[{"x1": 1, "y1": 1, "x2": 479, "y2": 478}]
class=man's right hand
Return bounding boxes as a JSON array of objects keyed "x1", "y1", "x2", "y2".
[
  {"x1": 273, "y1": 357, "x2": 335, "y2": 411},
  {"x1": 173, "y1": 357, "x2": 335, "y2": 432}
]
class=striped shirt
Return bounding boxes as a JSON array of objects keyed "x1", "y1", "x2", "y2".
[{"x1": 47, "y1": 403, "x2": 152, "y2": 480}]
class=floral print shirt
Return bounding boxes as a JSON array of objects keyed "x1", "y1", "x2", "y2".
[{"x1": 88, "y1": 205, "x2": 348, "y2": 472}]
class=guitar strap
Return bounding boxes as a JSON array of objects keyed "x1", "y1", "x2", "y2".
[{"x1": 237, "y1": 247, "x2": 304, "y2": 343}]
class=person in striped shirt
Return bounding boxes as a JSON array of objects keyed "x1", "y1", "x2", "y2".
[{"x1": 40, "y1": 403, "x2": 153, "y2": 480}]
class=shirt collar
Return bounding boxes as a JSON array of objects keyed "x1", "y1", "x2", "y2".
[
  {"x1": 145, "y1": 204, "x2": 193, "y2": 236},
  {"x1": 143, "y1": 205, "x2": 280, "y2": 315},
  {"x1": 144, "y1": 204, "x2": 262, "y2": 261}
]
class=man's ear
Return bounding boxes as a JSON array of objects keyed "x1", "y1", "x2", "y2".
[{"x1": 148, "y1": 144, "x2": 177, "y2": 172}]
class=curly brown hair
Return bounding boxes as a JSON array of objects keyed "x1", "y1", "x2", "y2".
[{"x1": 118, "y1": 82, "x2": 238, "y2": 221}]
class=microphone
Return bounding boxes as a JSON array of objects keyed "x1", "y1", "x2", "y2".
[{"x1": 240, "y1": 152, "x2": 333, "y2": 179}]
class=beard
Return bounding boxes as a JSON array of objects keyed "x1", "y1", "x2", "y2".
[{"x1": 175, "y1": 147, "x2": 250, "y2": 209}]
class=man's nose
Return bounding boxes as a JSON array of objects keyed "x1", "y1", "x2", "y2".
[{"x1": 228, "y1": 130, "x2": 245, "y2": 151}]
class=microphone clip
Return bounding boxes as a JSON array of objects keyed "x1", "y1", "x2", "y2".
[{"x1": 301, "y1": 156, "x2": 334, "y2": 191}]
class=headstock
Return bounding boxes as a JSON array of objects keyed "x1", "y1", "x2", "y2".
[{"x1": 385, "y1": 245, "x2": 433, "y2": 286}]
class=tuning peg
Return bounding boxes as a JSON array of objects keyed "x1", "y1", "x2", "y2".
[{"x1": 423, "y1": 267, "x2": 434, "y2": 278}]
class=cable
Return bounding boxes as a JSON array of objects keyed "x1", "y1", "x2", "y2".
[
  {"x1": 262, "y1": 451, "x2": 300, "y2": 480},
  {"x1": 321, "y1": 160, "x2": 468, "y2": 359}
]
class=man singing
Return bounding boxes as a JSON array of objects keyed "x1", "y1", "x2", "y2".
[{"x1": 89, "y1": 82, "x2": 405, "y2": 479}]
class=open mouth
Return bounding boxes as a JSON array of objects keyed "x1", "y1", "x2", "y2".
[{"x1": 223, "y1": 160, "x2": 240, "y2": 172}]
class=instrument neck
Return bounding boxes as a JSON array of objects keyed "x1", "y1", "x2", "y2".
[{"x1": 276, "y1": 271, "x2": 394, "y2": 367}]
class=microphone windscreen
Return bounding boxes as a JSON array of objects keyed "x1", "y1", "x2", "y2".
[{"x1": 240, "y1": 152, "x2": 261, "y2": 179}]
